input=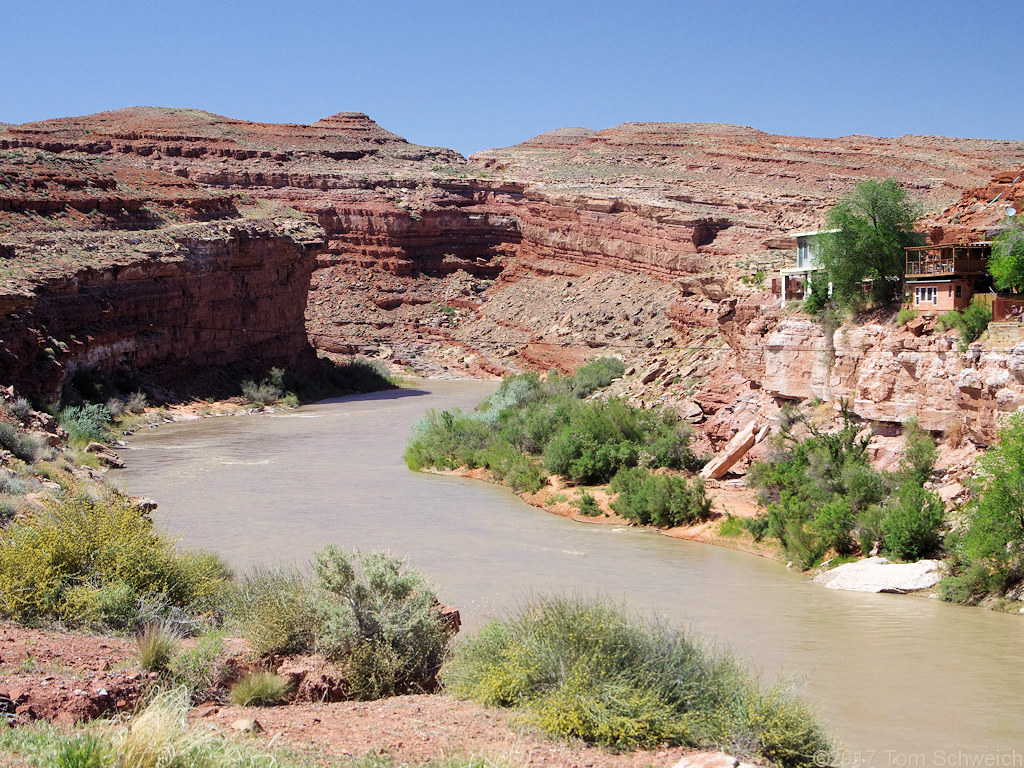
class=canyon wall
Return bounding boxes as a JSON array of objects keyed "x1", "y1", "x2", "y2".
[{"x1": 3, "y1": 107, "x2": 1023, "y2": 440}]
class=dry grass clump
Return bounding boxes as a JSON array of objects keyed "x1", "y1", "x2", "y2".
[{"x1": 229, "y1": 671, "x2": 292, "y2": 707}]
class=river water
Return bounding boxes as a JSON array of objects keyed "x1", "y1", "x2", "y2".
[{"x1": 114, "y1": 380, "x2": 1024, "y2": 765}]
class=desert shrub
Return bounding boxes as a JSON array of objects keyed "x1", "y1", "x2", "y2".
[
  {"x1": 229, "y1": 671, "x2": 292, "y2": 706},
  {"x1": 241, "y1": 379, "x2": 282, "y2": 407},
  {"x1": 231, "y1": 547, "x2": 451, "y2": 699},
  {"x1": 0, "y1": 422, "x2": 43, "y2": 463},
  {"x1": 126, "y1": 391, "x2": 149, "y2": 414},
  {"x1": 571, "y1": 491, "x2": 601, "y2": 517},
  {"x1": 879, "y1": 481, "x2": 944, "y2": 560},
  {"x1": 105, "y1": 397, "x2": 127, "y2": 419},
  {"x1": 8, "y1": 397, "x2": 32, "y2": 422},
  {"x1": 0, "y1": 493, "x2": 232, "y2": 629},
  {"x1": 168, "y1": 629, "x2": 227, "y2": 698},
  {"x1": 937, "y1": 299, "x2": 991, "y2": 350},
  {"x1": 230, "y1": 567, "x2": 317, "y2": 655},
  {"x1": 137, "y1": 623, "x2": 179, "y2": 672},
  {"x1": 748, "y1": 406, "x2": 940, "y2": 567},
  {"x1": 943, "y1": 410, "x2": 1024, "y2": 602},
  {"x1": 406, "y1": 359, "x2": 697, "y2": 491},
  {"x1": 0, "y1": 469, "x2": 28, "y2": 496},
  {"x1": 609, "y1": 467, "x2": 711, "y2": 527},
  {"x1": 59, "y1": 403, "x2": 111, "y2": 445},
  {"x1": 311, "y1": 546, "x2": 450, "y2": 698},
  {"x1": 477, "y1": 374, "x2": 541, "y2": 425},
  {"x1": 444, "y1": 595, "x2": 831, "y2": 764},
  {"x1": 896, "y1": 307, "x2": 918, "y2": 326},
  {"x1": 482, "y1": 441, "x2": 545, "y2": 493}
]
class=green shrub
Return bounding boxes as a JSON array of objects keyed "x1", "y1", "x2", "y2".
[
  {"x1": 937, "y1": 299, "x2": 991, "y2": 350},
  {"x1": 783, "y1": 520, "x2": 827, "y2": 571},
  {"x1": 59, "y1": 403, "x2": 111, "y2": 444},
  {"x1": 0, "y1": 422, "x2": 43, "y2": 463},
  {"x1": 0, "y1": 493, "x2": 231, "y2": 629},
  {"x1": 482, "y1": 441, "x2": 545, "y2": 493},
  {"x1": 748, "y1": 405, "x2": 942, "y2": 567},
  {"x1": 609, "y1": 467, "x2": 711, "y2": 527},
  {"x1": 880, "y1": 482, "x2": 944, "y2": 560},
  {"x1": 168, "y1": 629, "x2": 227, "y2": 698},
  {"x1": 137, "y1": 623, "x2": 179, "y2": 672},
  {"x1": 404, "y1": 408, "x2": 492, "y2": 470},
  {"x1": 231, "y1": 547, "x2": 452, "y2": 699},
  {"x1": 719, "y1": 515, "x2": 743, "y2": 537},
  {"x1": 230, "y1": 567, "x2": 317, "y2": 655},
  {"x1": 229, "y1": 671, "x2": 292, "y2": 706},
  {"x1": 444, "y1": 595, "x2": 831, "y2": 764},
  {"x1": 567, "y1": 357, "x2": 625, "y2": 398},
  {"x1": 571, "y1": 492, "x2": 601, "y2": 517},
  {"x1": 405, "y1": 360, "x2": 696, "y2": 488},
  {"x1": 943, "y1": 410, "x2": 1024, "y2": 602},
  {"x1": 896, "y1": 307, "x2": 918, "y2": 326}
]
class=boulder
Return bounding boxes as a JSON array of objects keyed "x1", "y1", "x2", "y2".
[
  {"x1": 811, "y1": 557, "x2": 944, "y2": 593},
  {"x1": 672, "y1": 752, "x2": 755, "y2": 768},
  {"x1": 700, "y1": 420, "x2": 759, "y2": 480},
  {"x1": 83, "y1": 442, "x2": 124, "y2": 468},
  {"x1": 231, "y1": 718, "x2": 264, "y2": 733}
]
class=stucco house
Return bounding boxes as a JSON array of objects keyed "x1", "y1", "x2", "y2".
[{"x1": 903, "y1": 240, "x2": 991, "y2": 315}]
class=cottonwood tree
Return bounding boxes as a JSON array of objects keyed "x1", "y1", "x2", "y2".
[
  {"x1": 988, "y1": 215, "x2": 1024, "y2": 291},
  {"x1": 817, "y1": 178, "x2": 922, "y2": 306}
]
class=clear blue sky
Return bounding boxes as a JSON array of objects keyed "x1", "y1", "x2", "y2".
[{"x1": 4, "y1": 0, "x2": 1022, "y2": 157}]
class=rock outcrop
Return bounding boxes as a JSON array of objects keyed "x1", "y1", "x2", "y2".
[
  {"x1": 812, "y1": 557, "x2": 944, "y2": 593},
  {"x1": 3, "y1": 108, "x2": 1023, "y2": 437}
]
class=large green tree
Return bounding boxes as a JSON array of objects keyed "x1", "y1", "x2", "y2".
[
  {"x1": 817, "y1": 178, "x2": 922, "y2": 306},
  {"x1": 987, "y1": 215, "x2": 1024, "y2": 291}
]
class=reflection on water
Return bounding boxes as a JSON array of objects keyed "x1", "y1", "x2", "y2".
[{"x1": 114, "y1": 380, "x2": 1024, "y2": 760}]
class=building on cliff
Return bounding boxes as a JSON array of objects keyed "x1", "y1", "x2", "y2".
[
  {"x1": 775, "y1": 229, "x2": 837, "y2": 304},
  {"x1": 904, "y1": 239, "x2": 992, "y2": 315}
]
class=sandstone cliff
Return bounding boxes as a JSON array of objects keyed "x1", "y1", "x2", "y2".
[
  {"x1": 3, "y1": 108, "x2": 1023, "y2": 449},
  {"x1": 0, "y1": 144, "x2": 325, "y2": 398}
]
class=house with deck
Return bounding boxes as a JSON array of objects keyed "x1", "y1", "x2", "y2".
[
  {"x1": 903, "y1": 240, "x2": 992, "y2": 315},
  {"x1": 775, "y1": 229, "x2": 837, "y2": 304}
]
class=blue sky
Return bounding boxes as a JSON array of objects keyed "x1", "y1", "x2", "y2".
[{"x1": 4, "y1": 0, "x2": 1022, "y2": 156}]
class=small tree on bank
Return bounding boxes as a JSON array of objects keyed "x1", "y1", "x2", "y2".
[
  {"x1": 817, "y1": 178, "x2": 922, "y2": 307},
  {"x1": 988, "y1": 215, "x2": 1024, "y2": 292}
]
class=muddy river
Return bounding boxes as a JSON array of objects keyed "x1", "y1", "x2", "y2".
[{"x1": 115, "y1": 380, "x2": 1024, "y2": 764}]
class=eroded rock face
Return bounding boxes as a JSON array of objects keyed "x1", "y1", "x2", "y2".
[{"x1": 3, "y1": 109, "x2": 1022, "y2": 428}]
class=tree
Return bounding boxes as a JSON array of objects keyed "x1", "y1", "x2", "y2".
[
  {"x1": 988, "y1": 215, "x2": 1024, "y2": 291},
  {"x1": 817, "y1": 178, "x2": 922, "y2": 306}
]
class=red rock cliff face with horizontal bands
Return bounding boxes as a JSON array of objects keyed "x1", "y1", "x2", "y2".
[
  {"x1": 0, "y1": 219, "x2": 324, "y2": 399},
  {"x1": 4, "y1": 109, "x2": 1023, "y2": 423}
]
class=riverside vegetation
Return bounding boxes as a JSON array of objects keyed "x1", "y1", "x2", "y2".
[
  {"x1": 745, "y1": 407, "x2": 942, "y2": 570},
  {"x1": 404, "y1": 358, "x2": 712, "y2": 527},
  {"x1": 0, "y1": 487, "x2": 832, "y2": 768},
  {"x1": 446, "y1": 595, "x2": 832, "y2": 767}
]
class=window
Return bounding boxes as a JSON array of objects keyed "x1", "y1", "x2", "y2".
[
  {"x1": 955, "y1": 285, "x2": 963, "y2": 299},
  {"x1": 914, "y1": 286, "x2": 938, "y2": 306}
]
